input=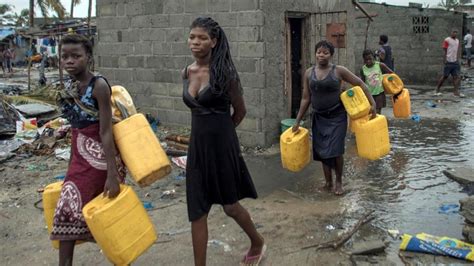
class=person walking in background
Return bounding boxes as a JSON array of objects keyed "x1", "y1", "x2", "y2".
[
  {"x1": 0, "y1": 46, "x2": 5, "y2": 77},
  {"x1": 464, "y1": 29, "x2": 472, "y2": 67},
  {"x1": 293, "y1": 40, "x2": 377, "y2": 196},
  {"x1": 3, "y1": 46, "x2": 12, "y2": 73},
  {"x1": 182, "y1": 17, "x2": 265, "y2": 266},
  {"x1": 436, "y1": 29, "x2": 464, "y2": 98},
  {"x1": 376, "y1": 34, "x2": 394, "y2": 72},
  {"x1": 360, "y1": 49, "x2": 394, "y2": 114}
]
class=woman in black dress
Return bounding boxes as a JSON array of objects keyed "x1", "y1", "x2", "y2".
[
  {"x1": 182, "y1": 17, "x2": 265, "y2": 266},
  {"x1": 293, "y1": 41, "x2": 376, "y2": 196}
]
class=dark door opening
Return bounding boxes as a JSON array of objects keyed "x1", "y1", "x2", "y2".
[{"x1": 289, "y1": 18, "x2": 304, "y2": 118}]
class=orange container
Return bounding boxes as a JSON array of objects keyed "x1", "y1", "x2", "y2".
[
  {"x1": 382, "y1": 74, "x2": 404, "y2": 95},
  {"x1": 392, "y1": 88, "x2": 411, "y2": 118}
]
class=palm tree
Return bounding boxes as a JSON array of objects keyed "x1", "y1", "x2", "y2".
[
  {"x1": 0, "y1": 4, "x2": 13, "y2": 25},
  {"x1": 70, "y1": 0, "x2": 81, "y2": 18},
  {"x1": 29, "y1": 0, "x2": 66, "y2": 27},
  {"x1": 438, "y1": 0, "x2": 472, "y2": 9},
  {"x1": 13, "y1": 9, "x2": 29, "y2": 27}
]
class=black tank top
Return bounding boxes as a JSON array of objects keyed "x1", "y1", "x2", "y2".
[{"x1": 309, "y1": 64, "x2": 343, "y2": 113}]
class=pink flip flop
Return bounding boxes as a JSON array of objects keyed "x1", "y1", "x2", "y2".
[{"x1": 240, "y1": 244, "x2": 267, "y2": 266}]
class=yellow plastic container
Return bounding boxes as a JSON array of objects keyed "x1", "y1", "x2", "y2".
[
  {"x1": 113, "y1": 113, "x2": 171, "y2": 187},
  {"x1": 43, "y1": 182, "x2": 63, "y2": 249},
  {"x1": 111, "y1": 85, "x2": 137, "y2": 121},
  {"x1": 42, "y1": 182, "x2": 85, "y2": 249},
  {"x1": 280, "y1": 127, "x2": 311, "y2": 172},
  {"x1": 382, "y1": 73, "x2": 404, "y2": 95},
  {"x1": 340, "y1": 86, "x2": 371, "y2": 119},
  {"x1": 349, "y1": 115, "x2": 369, "y2": 134},
  {"x1": 355, "y1": 115, "x2": 391, "y2": 160},
  {"x1": 392, "y1": 88, "x2": 411, "y2": 118},
  {"x1": 83, "y1": 185, "x2": 157, "y2": 265}
]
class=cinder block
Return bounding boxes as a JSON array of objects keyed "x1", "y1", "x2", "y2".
[
  {"x1": 98, "y1": 30, "x2": 118, "y2": 42},
  {"x1": 121, "y1": 30, "x2": 140, "y2": 43},
  {"x1": 116, "y1": 3, "x2": 125, "y2": 16},
  {"x1": 242, "y1": 87, "x2": 261, "y2": 105},
  {"x1": 235, "y1": 131, "x2": 266, "y2": 147},
  {"x1": 133, "y1": 42, "x2": 153, "y2": 55},
  {"x1": 169, "y1": 83, "x2": 183, "y2": 97},
  {"x1": 211, "y1": 12, "x2": 238, "y2": 27},
  {"x1": 151, "y1": 14, "x2": 170, "y2": 28},
  {"x1": 170, "y1": 14, "x2": 192, "y2": 27},
  {"x1": 139, "y1": 28, "x2": 166, "y2": 41},
  {"x1": 142, "y1": 1, "x2": 163, "y2": 15},
  {"x1": 231, "y1": 0, "x2": 258, "y2": 11},
  {"x1": 238, "y1": 11, "x2": 264, "y2": 26},
  {"x1": 172, "y1": 42, "x2": 190, "y2": 56},
  {"x1": 115, "y1": 69, "x2": 134, "y2": 83},
  {"x1": 125, "y1": 2, "x2": 143, "y2": 16},
  {"x1": 135, "y1": 69, "x2": 156, "y2": 82},
  {"x1": 238, "y1": 117, "x2": 260, "y2": 132},
  {"x1": 99, "y1": 4, "x2": 116, "y2": 17},
  {"x1": 173, "y1": 98, "x2": 189, "y2": 111},
  {"x1": 162, "y1": 56, "x2": 187, "y2": 70},
  {"x1": 152, "y1": 42, "x2": 172, "y2": 55},
  {"x1": 245, "y1": 104, "x2": 265, "y2": 119},
  {"x1": 166, "y1": 28, "x2": 187, "y2": 42},
  {"x1": 239, "y1": 42, "x2": 264, "y2": 58},
  {"x1": 240, "y1": 73, "x2": 265, "y2": 88},
  {"x1": 146, "y1": 56, "x2": 165, "y2": 69},
  {"x1": 185, "y1": 0, "x2": 207, "y2": 13},
  {"x1": 97, "y1": 17, "x2": 130, "y2": 29},
  {"x1": 127, "y1": 56, "x2": 145, "y2": 68},
  {"x1": 238, "y1": 27, "x2": 260, "y2": 42},
  {"x1": 101, "y1": 56, "x2": 119, "y2": 68},
  {"x1": 209, "y1": 0, "x2": 230, "y2": 12},
  {"x1": 131, "y1": 15, "x2": 153, "y2": 28},
  {"x1": 164, "y1": 0, "x2": 185, "y2": 13},
  {"x1": 152, "y1": 96, "x2": 174, "y2": 109},
  {"x1": 149, "y1": 82, "x2": 171, "y2": 96}
]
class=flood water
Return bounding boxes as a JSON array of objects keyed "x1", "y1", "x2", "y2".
[{"x1": 247, "y1": 117, "x2": 474, "y2": 262}]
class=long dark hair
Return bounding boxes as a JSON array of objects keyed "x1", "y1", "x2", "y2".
[{"x1": 190, "y1": 17, "x2": 238, "y2": 94}]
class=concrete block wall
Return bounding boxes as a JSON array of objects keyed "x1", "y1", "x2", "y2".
[
  {"x1": 353, "y1": 3, "x2": 463, "y2": 85},
  {"x1": 96, "y1": 0, "x2": 265, "y2": 146}
]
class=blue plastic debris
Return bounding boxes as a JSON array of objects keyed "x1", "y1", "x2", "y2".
[
  {"x1": 411, "y1": 114, "x2": 421, "y2": 122},
  {"x1": 143, "y1": 201, "x2": 154, "y2": 210},
  {"x1": 55, "y1": 174, "x2": 66, "y2": 180},
  {"x1": 438, "y1": 203, "x2": 459, "y2": 214}
]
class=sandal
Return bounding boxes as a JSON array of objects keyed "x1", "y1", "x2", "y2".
[{"x1": 240, "y1": 244, "x2": 267, "y2": 266}]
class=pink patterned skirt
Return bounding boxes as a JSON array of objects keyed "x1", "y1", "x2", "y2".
[{"x1": 50, "y1": 123, "x2": 125, "y2": 241}]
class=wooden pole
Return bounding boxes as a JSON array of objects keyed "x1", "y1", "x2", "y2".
[
  {"x1": 58, "y1": 36, "x2": 64, "y2": 89},
  {"x1": 27, "y1": 38, "x2": 33, "y2": 90}
]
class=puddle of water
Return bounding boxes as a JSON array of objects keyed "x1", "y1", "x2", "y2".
[{"x1": 247, "y1": 117, "x2": 474, "y2": 263}]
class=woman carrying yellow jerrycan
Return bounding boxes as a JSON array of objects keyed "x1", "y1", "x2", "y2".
[{"x1": 293, "y1": 41, "x2": 376, "y2": 196}]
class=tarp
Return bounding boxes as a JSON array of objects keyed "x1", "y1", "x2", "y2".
[{"x1": 0, "y1": 28, "x2": 15, "y2": 41}]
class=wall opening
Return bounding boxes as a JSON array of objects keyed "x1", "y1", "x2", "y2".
[{"x1": 287, "y1": 17, "x2": 304, "y2": 118}]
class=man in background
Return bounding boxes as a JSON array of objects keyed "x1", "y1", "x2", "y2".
[
  {"x1": 464, "y1": 29, "x2": 472, "y2": 67},
  {"x1": 435, "y1": 29, "x2": 464, "y2": 98}
]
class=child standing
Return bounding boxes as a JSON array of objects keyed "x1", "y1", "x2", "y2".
[
  {"x1": 51, "y1": 34, "x2": 125, "y2": 266},
  {"x1": 183, "y1": 17, "x2": 265, "y2": 266},
  {"x1": 360, "y1": 49, "x2": 393, "y2": 114}
]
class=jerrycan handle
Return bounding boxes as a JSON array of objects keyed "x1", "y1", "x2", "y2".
[{"x1": 286, "y1": 128, "x2": 300, "y2": 142}]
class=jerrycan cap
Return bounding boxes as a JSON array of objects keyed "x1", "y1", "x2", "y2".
[
  {"x1": 347, "y1": 89, "x2": 354, "y2": 97},
  {"x1": 387, "y1": 76, "x2": 394, "y2": 82}
]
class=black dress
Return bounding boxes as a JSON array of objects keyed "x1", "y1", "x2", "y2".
[
  {"x1": 309, "y1": 65, "x2": 348, "y2": 168},
  {"x1": 182, "y1": 67, "x2": 257, "y2": 222}
]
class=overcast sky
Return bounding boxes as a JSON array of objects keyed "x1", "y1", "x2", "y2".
[
  {"x1": 2, "y1": 0, "x2": 455, "y2": 18},
  {"x1": 5, "y1": 0, "x2": 96, "y2": 18}
]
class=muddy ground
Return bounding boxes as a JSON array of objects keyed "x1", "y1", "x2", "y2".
[{"x1": 1, "y1": 66, "x2": 474, "y2": 265}]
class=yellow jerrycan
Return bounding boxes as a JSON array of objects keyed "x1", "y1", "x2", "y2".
[
  {"x1": 42, "y1": 182, "x2": 63, "y2": 249},
  {"x1": 392, "y1": 88, "x2": 411, "y2": 118},
  {"x1": 83, "y1": 185, "x2": 157, "y2": 265},
  {"x1": 340, "y1": 86, "x2": 371, "y2": 119},
  {"x1": 349, "y1": 115, "x2": 369, "y2": 134},
  {"x1": 280, "y1": 127, "x2": 311, "y2": 172},
  {"x1": 42, "y1": 182, "x2": 85, "y2": 249},
  {"x1": 111, "y1": 85, "x2": 137, "y2": 121},
  {"x1": 355, "y1": 115, "x2": 391, "y2": 160},
  {"x1": 113, "y1": 113, "x2": 172, "y2": 187},
  {"x1": 382, "y1": 73, "x2": 404, "y2": 95}
]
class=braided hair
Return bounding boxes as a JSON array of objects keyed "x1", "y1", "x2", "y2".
[{"x1": 190, "y1": 17, "x2": 239, "y2": 94}]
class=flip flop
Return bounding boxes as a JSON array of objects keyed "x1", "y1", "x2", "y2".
[{"x1": 240, "y1": 244, "x2": 267, "y2": 266}]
